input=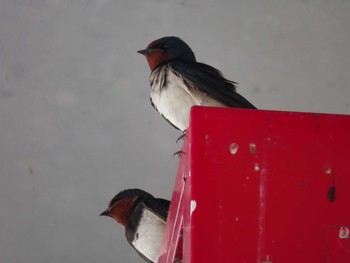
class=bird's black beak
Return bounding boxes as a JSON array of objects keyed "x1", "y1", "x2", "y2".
[
  {"x1": 100, "y1": 209, "x2": 110, "y2": 217},
  {"x1": 137, "y1": 49, "x2": 151, "y2": 56}
]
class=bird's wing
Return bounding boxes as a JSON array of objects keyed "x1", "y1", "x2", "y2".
[
  {"x1": 143, "y1": 198, "x2": 171, "y2": 221},
  {"x1": 169, "y1": 61, "x2": 257, "y2": 109}
]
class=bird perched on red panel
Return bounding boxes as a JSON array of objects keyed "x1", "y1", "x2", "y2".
[
  {"x1": 100, "y1": 189, "x2": 170, "y2": 263},
  {"x1": 138, "y1": 36, "x2": 256, "y2": 132}
]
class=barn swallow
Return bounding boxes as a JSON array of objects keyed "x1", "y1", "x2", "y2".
[
  {"x1": 100, "y1": 189, "x2": 170, "y2": 263},
  {"x1": 138, "y1": 36, "x2": 257, "y2": 132}
]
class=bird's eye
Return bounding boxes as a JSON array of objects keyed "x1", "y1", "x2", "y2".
[{"x1": 163, "y1": 45, "x2": 168, "y2": 49}]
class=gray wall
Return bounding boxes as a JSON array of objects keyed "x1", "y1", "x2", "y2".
[{"x1": 1, "y1": 0, "x2": 349, "y2": 262}]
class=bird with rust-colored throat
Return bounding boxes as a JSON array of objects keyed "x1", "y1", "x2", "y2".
[
  {"x1": 100, "y1": 189, "x2": 171, "y2": 263},
  {"x1": 138, "y1": 36, "x2": 257, "y2": 133}
]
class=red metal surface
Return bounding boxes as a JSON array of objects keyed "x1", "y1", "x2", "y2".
[{"x1": 159, "y1": 107, "x2": 350, "y2": 263}]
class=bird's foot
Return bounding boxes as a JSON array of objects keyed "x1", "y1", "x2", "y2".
[
  {"x1": 176, "y1": 130, "x2": 187, "y2": 144},
  {"x1": 173, "y1": 150, "x2": 184, "y2": 158}
]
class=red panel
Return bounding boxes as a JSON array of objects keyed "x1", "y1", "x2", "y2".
[{"x1": 159, "y1": 107, "x2": 350, "y2": 263}]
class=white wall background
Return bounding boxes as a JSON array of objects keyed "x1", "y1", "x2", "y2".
[{"x1": 1, "y1": 0, "x2": 349, "y2": 262}]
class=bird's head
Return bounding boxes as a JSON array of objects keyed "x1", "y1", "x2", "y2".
[
  {"x1": 137, "y1": 36, "x2": 196, "y2": 70},
  {"x1": 100, "y1": 189, "x2": 152, "y2": 226}
]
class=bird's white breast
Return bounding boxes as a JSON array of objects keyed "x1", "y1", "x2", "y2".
[
  {"x1": 150, "y1": 68, "x2": 225, "y2": 131},
  {"x1": 131, "y1": 208, "x2": 166, "y2": 262}
]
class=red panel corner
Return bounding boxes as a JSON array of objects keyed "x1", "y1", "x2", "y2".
[{"x1": 159, "y1": 107, "x2": 350, "y2": 263}]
